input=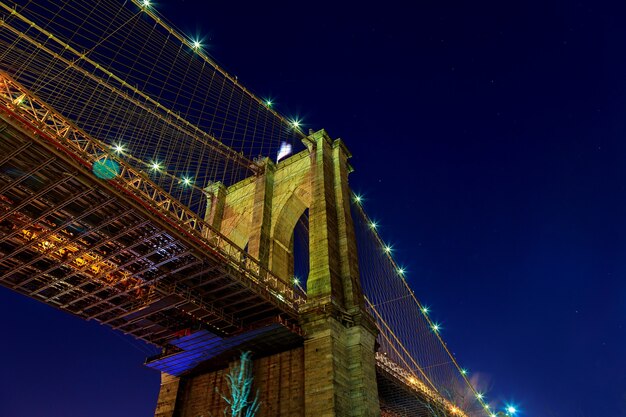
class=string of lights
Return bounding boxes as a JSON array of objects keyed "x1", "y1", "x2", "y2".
[{"x1": 352, "y1": 192, "x2": 519, "y2": 417}]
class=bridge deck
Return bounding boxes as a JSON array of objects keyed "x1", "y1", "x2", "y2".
[{"x1": 0, "y1": 76, "x2": 302, "y2": 347}]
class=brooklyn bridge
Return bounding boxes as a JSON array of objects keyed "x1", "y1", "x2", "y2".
[{"x1": 0, "y1": 1, "x2": 502, "y2": 416}]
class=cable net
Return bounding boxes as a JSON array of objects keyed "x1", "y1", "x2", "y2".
[
  {"x1": 0, "y1": 0, "x2": 303, "y2": 215},
  {"x1": 354, "y1": 201, "x2": 489, "y2": 417}
]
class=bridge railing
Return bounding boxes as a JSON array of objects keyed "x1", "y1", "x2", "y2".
[{"x1": 0, "y1": 72, "x2": 306, "y2": 312}]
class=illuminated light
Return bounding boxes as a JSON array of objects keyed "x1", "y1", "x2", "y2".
[
  {"x1": 491, "y1": 414, "x2": 497, "y2": 417},
  {"x1": 476, "y1": 392, "x2": 484, "y2": 400},
  {"x1": 141, "y1": 0, "x2": 150, "y2": 7},
  {"x1": 291, "y1": 118, "x2": 301, "y2": 129},
  {"x1": 484, "y1": 404, "x2": 490, "y2": 409},
  {"x1": 397, "y1": 267, "x2": 405, "y2": 276},
  {"x1": 431, "y1": 322, "x2": 441, "y2": 332},
  {"x1": 112, "y1": 143, "x2": 125, "y2": 154},
  {"x1": 421, "y1": 305, "x2": 430, "y2": 315},
  {"x1": 150, "y1": 161, "x2": 162, "y2": 171},
  {"x1": 383, "y1": 244, "x2": 392, "y2": 253},
  {"x1": 293, "y1": 277, "x2": 300, "y2": 285},
  {"x1": 192, "y1": 40, "x2": 202, "y2": 50},
  {"x1": 265, "y1": 99, "x2": 273, "y2": 107},
  {"x1": 369, "y1": 221, "x2": 378, "y2": 230},
  {"x1": 408, "y1": 376, "x2": 417, "y2": 384},
  {"x1": 460, "y1": 368, "x2": 468, "y2": 375},
  {"x1": 506, "y1": 405, "x2": 517, "y2": 415},
  {"x1": 182, "y1": 176, "x2": 193, "y2": 186},
  {"x1": 450, "y1": 406, "x2": 460, "y2": 414},
  {"x1": 353, "y1": 194, "x2": 363, "y2": 203}
]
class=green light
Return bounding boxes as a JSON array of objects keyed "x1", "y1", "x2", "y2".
[
  {"x1": 150, "y1": 161, "x2": 162, "y2": 172},
  {"x1": 421, "y1": 305, "x2": 430, "y2": 315},
  {"x1": 265, "y1": 99, "x2": 273, "y2": 107},
  {"x1": 383, "y1": 245, "x2": 392, "y2": 253},
  {"x1": 476, "y1": 392, "x2": 484, "y2": 400},
  {"x1": 431, "y1": 322, "x2": 441, "y2": 332},
  {"x1": 369, "y1": 221, "x2": 378, "y2": 230},
  {"x1": 354, "y1": 194, "x2": 362, "y2": 203},
  {"x1": 397, "y1": 267, "x2": 405, "y2": 276},
  {"x1": 92, "y1": 159, "x2": 120, "y2": 180},
  {"x1": 182, "y1": 176, "x2": 192, "y2": 186},
  {"x1": 461, "y1": 368, "x2": 468, "y2": 375}
]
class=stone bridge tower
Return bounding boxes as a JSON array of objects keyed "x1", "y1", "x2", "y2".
[{"x1": 155, "y1": 130, "x2": 380, "y2": 417}]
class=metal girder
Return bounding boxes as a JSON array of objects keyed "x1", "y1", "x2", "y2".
[
  {"x1": 3, "y1": 209, "x2": 134, "y2": 290},
  {"x1": 0, "y1": 141, "x2": 31, "y2": 167},
  {"x1": 0, "y1": 196, "x2": 116, "y2": 261},
  {"x1": 0, "y1": 156, "x2": 55, "y2": 195},
  {"x1": 0, "y1": 173, "x2": 79, "y2": 223},
  {"x1": 70, "y1": 246, "x2": 191, "y2": 312},
  {"x1": 34, "y1": 221, "x2": 156, "y2": 301}
]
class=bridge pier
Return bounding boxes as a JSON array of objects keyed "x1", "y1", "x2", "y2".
[{"x1": 152, "y1": 130, "x2": 380, "y2": 416}]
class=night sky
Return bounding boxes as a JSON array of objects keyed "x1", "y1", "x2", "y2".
[{"x1": 1, "y1": 0, "x2": 626, "y2": 416}]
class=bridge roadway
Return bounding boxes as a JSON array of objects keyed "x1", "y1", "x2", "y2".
[{"x1": 0, "y1": 72, "x2": 463, "y2": 417}]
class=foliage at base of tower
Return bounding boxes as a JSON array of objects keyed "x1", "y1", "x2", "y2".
[{"x1": 218, "y1": 351, "x2": 260, "y2": 417}]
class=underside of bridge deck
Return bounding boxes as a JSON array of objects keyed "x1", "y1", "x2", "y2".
[{"x1": 0, "y1": 109, "x2": 300, "y2": 348}]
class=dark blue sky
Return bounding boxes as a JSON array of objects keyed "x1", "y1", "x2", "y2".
[{"x1": 2, "y1": 0, "x2": 626, "y2": 416}]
